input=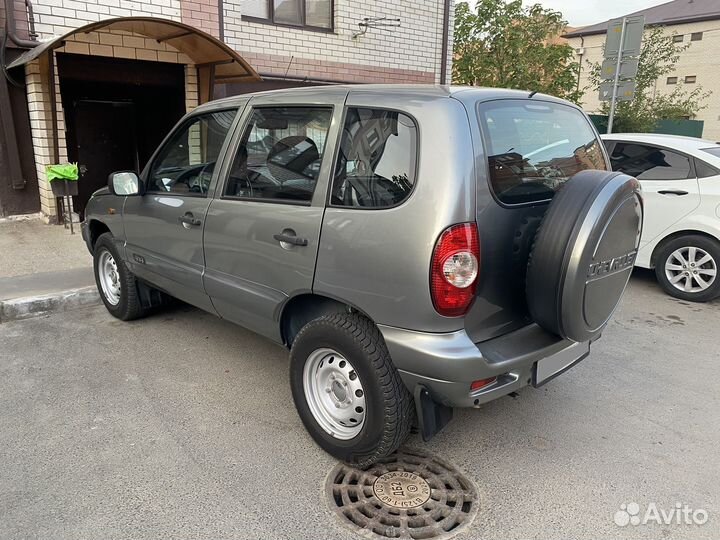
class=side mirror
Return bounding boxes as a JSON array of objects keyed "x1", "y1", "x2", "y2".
[{"x1": 108, "y1": 171, "x2": 142, "y2": 196}]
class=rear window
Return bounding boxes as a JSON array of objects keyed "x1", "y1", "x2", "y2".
[
  {"x1": 701, "y1": 147, "x2": 720, "y2": 159},
  {"x1": 478, "y1": 100, "x2": 607, "y2": 205}
]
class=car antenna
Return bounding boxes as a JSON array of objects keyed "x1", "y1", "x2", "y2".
[{"x1": 528, "y1": 90, "x2": 538, "y2": 98}]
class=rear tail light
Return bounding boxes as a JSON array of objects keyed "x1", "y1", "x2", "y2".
[{"x1": 430, "y1": 223, "x2": 480, "y2": 317}]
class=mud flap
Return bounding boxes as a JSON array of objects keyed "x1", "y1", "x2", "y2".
[{"x1": 414, "y1": 385, "x2": 453, "y2": 442}]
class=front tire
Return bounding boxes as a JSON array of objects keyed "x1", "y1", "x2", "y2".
[
  {"x1": 655, "y1": 235, "x2": 720, "y2": 302},
  {"x1": 93, "y1": 233, "x2": 145, "y2": 320},
  {"x1": 290, "y1": 313, "x2": 414, "y2": 467}
]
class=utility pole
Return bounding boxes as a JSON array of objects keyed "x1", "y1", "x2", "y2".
[
  {"x1": 598, "y1": 15, "x2": 645, "y2": 134},
  {"x1": 606, "y1": 18, "x2": 627, "y2": 134}
]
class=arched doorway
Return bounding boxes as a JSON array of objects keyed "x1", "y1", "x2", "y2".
[{"x1": 7, "y1": 17, "x2": 260, "y2": 219}]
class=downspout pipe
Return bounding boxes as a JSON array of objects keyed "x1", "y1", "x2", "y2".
[
  {"x1": 439, "y1": 0, "x2": 451, "y2": 85},
  {"x1": 2, "y1": 0, "x2": 38, "y2": 191},
  {"x1": 4, "y1": 0, "x2": 38, "y2": 48}
]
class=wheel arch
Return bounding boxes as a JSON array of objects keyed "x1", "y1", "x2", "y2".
[
  {"x1": 87, "y1": 219, "x2": 112, "y2": 250},
  {"x1": 279, "y1": 293, "x2": 374, "y2": 348},
  {"x1": 650, "y1": 230, "x2": 720, "y2": 268}
]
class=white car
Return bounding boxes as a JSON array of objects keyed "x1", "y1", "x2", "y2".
[{"x1": 602, "y1": 133, "x2": 720, "y2": 302}]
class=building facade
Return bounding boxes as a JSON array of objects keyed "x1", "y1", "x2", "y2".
[
  {"x1": 564, "y1": 0, "x2": 720, "y2": 140},
  {"x1": 0, "y1": 0, "x2": 455, "y2": 219}
]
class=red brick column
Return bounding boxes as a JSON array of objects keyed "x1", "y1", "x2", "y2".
[{"x1": 180, "y1": 0, "x2": 220, "y2": 39}]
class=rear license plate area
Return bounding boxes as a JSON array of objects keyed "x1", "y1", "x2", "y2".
[{"x1": 532, "y1": 341, "x2": 590, "y2": 387}]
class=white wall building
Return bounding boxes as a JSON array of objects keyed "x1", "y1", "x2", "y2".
[{"x1": 564, "y1": 0, "x2": 720, "y2": 140}]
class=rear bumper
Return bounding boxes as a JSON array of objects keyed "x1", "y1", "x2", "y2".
[{"x1": 378, "y1": 322, "x2": 591, "y2": 408}]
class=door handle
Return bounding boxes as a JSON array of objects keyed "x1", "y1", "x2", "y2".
[
  {"x1": 658, "y1": 190, "x2": 689, "y2": 196},
  {"x1": 178, "y1": 213, "x2": 202, "y2": 227},
  {"x1": 273, "y1": 233, "x2": 308, "y2": 246}
]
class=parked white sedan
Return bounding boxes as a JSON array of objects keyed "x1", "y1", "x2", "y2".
[{"x1": 602, "y1": 133, "x2": 720, "y2": 302}]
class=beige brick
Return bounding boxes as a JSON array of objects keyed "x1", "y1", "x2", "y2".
[
  {"x1": 113, "y1": 46, "x2": 136, "y2": 59},
  {"x1": 98, "y1": 32, "x2": 123, "y2": 46},
  {"x1": 62, "y1": 41, "x2": 90, "y2": 55},
  {"x1": 157, "y1": 50, "x2": 179, "y2": 63},
  {"x1": 122, "y1": 35, "x2": 146, "y2": 48},
  {"x1": 89, "y1": 44, "x2": 114, "y2": 56},
  {"x1": 135, "y1": 49, "x2": 158, "y2": 61}
]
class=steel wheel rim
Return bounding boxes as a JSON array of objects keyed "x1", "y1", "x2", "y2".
[
  {"x1": 303, "y1": 348, "x2": 366, "y2": 440},
  {"x1": 665, "y1": 246, "x2": 717, "y2": 293},
  {"x1": 98, "y1": 250, "x2": 121, "y2": 306}
]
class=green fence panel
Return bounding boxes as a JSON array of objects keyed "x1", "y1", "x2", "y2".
[
  {"x1": 654, "y1": 119, "x2": 704, "y2": 138},
  {"x1": 586, "y1": 114, "x2": 704, "y2": 138}
]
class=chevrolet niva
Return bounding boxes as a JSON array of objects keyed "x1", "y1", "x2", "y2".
[{"x1": 83, "y1": 85, "x2": 643, "y2": 466}]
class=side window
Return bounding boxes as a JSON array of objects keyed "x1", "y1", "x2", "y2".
[
  {"x1": 331, "y1": 108, "x2": 418, "y2": 208},
  {"x1": 148, "y1": 110, "x2": 237, "y2": 195},
  {"x1": 223, "y1": 107, "x2": 333, "y2": 203},
  {"x1": 610, "y1": 143, "x2": 692, "y2": 180},
  {"x1": 694, "y1": 157, "x2": 720, "y2": 178}
]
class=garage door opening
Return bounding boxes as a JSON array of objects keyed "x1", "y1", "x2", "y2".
[{"x1": 58, "y1": 54, "x2": 186, "y2": 217}]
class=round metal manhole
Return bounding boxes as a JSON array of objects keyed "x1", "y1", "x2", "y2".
[{"x1": 326, "y1": 449, "x2": 479, "y2": 540}]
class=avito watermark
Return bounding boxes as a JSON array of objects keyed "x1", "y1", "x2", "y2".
[{"x1": 614, "y1": 502, "x2": 709, "y2": 527}]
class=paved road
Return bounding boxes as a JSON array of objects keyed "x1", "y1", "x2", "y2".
[{"x1": 1, "y1": 270, "x2": 718, "y2": 539}]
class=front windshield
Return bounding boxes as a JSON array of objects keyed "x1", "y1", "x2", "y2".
[{"x1": 478, "y1": 100, "x2": 607, "y2": 205}]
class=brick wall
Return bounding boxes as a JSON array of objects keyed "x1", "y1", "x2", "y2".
[
  {"x1": 180, "y1": 0, "x2": 219, "y2": 38},
  {"x1": 26, "y1": 0, "x2": 453, "y2": 84},
  {"x1": 25, "y1": 29, "x2": 198, "y2": 218},
  {"x1": 28, "y1": 0, "x2": 182, "y2": 39},
  {"x1": 224, "y1": 0, "x2": 450, "y2": 83}
]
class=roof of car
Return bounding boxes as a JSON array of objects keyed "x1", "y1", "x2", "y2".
[
  {"x1": 601, "y1": 133, "x2": 720, "y2": 152},
  {"x1": 197, "y1": 84, "x2": 568, "y2": 112}
]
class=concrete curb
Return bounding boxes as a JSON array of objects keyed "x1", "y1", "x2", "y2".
[{"x1": 0, "y1": 286, "x2": 100, "y2": 323}]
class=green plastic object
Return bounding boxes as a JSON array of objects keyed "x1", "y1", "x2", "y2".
[{"x1": 46, "y1": 163, "x2": 79, "y2": 182}]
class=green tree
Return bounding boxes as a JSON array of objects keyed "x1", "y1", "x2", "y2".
[
  {"x1": 589, "y1": 27, "x2": 710, "y2": 133},
  {"x1": 453, "y1": 0, "x2": 581, "y2": 102}
]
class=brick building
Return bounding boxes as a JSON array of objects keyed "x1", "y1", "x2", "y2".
[{"x1": 0, "y1": 0, "x2": 455, "y2": 219}]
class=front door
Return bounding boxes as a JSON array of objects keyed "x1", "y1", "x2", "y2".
[
  {"x1": 74, "y1": 100, "x2": 139, "y2": 217},
  {"x1": 123, "y1": 108, "x2": 240, "y2": 312},
  {"x1": 608, "y1": 141, "x2": 701, "y2": 247},
  {"x1": 203, "y1": 90, "x2": 346, "y2": 341}
]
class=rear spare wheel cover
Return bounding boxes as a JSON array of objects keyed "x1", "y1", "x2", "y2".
[{"x1": 526, "y1": 171, "x2": 643, "y2": 342}]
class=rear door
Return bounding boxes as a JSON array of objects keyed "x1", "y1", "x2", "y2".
[
  {"x1": 203, "y1": 89, "x2": 346, "y2": 341},
  {"x1": 607, "y1": 141, "x2": 700, "y2": 247},
  {"x1": 123, "y1": 108, "x2": 240, "y2": 311},
  {"x1": 466, "y1": 98, "x2": 610, "y2": 342}
]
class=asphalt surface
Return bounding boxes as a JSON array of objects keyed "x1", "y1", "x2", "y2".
[{"x1": 1, "y1": 269, "x2": 718, "y2": 540}]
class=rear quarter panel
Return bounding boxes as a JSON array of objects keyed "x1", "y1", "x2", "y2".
[{"x1": 313, "y1": 91, "x2": 476, "y2": 333}]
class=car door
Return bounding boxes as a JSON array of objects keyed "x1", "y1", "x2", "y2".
[
  {"x1": 123, "y1": 107, "x2": 241, "y2": 312},
  {"x1": 203, "y1": 89, "x2": 347, "y2": 341},
  {"x1": 607, "y1": 141, "x2": 701, "y2": 247}
]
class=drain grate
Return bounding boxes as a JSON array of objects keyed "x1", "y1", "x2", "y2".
[{"x1": 326, "y1": 449, "x2": 479, "y2": 540}]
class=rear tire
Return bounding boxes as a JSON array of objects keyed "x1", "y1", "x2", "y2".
[
  {"x1": 290, "y1": 313, "x2": 414, "y2": 467},
  {"x1": 93, "y1": 233, "x2": 145, "y2": 321},
  {"x1": 654, "y1": 235, "x2": 720, "y2": 302}
]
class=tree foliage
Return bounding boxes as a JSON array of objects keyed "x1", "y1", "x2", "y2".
[
  {"x1": 453, "y1": 0, "x2": 581, "y2": 102},
  {"x1": 588, "y1": 27, "x2": 711, "y2": 133}
]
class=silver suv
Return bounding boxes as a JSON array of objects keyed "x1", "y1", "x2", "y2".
[{"x1": 83, "y1": 85, "x2": 643, "y2": 466}]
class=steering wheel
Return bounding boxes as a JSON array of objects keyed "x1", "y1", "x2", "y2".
[{"x1": 174, "y1": 163, "x2": 213, "y2": 194}]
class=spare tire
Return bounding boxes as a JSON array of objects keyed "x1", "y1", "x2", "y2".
[{"x1": 526, "y1": 170, "x2": 643, "y2": 342}]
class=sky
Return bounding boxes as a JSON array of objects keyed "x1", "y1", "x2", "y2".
[{"x1": 522, "y1": 0, "x2": 671, "y2": 27}]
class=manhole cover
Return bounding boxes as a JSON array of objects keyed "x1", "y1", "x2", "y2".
[{"x1": 326, "y1": 449, "x2": 479, "y2": 539}]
